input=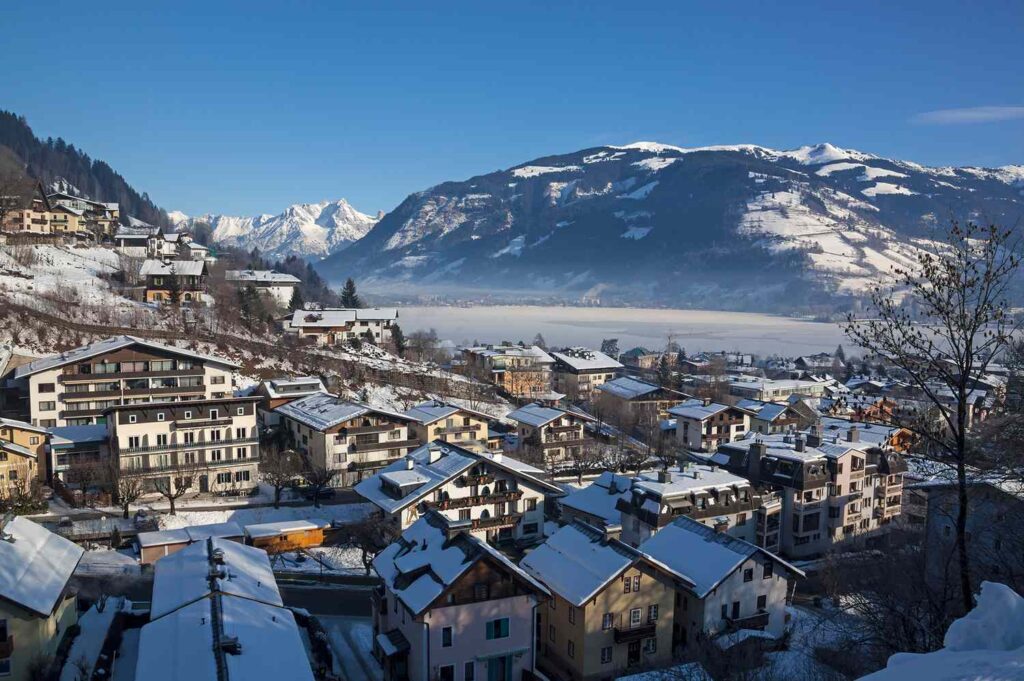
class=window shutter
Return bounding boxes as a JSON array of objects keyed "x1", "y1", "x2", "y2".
[{"x1": 486, "y1": 620, "x2": 494, "y2": 639}]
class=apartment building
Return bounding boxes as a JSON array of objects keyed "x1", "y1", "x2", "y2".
[
  {"x1": 737, "y1": 398, "x2": 809, "y2": 435},
  {"x1": 668, "y1": 399, "x2": 754, "y2": 452},
  {"x1": 0, "y1": 515, "x2": 83, "y2": 681},
  {"x1": 8, "y1": 336, "x2": 238, "y2": 428},
  {"x1": 0, "y1": 418, "x2": 46, "y2": 491},
  {"x1": 287, "y1": 307, "x2": 398, "y2": 346},
  {"x1": 595, "y1": 377, "x2": 689, "y2": 423},
  {"x1": 106, "y1": 397, "x2": 261, "y2": 496},
  {"x1": 641, "y1": 516, "x2": 803, "y2": 652},
  {"x1": 355, "y1": 441, "x2": 560, "y2": 545},
  {"x1": 521, "y1": 522, "x2": 677, "y2": 681},
  {"x1": 253, "y1": 375, "x2": 326, "y2": 429},
  {"x1": 275, "y1": 392, "x2": 419, "y2": 487},
  {"x1": 558, "y1": 471, "x2": 632, "y2": 531},
  {"x1": 508, "y1": 403, "x2": 594, "y2": 471},
  {"x1": 372, "y1": 512, "x2": 550, "y2": 681},
  {"x1": 715, "y1": 428, "x2": 908, "y2": 559},
  {"x1": 551, "y1": 347, "x2": 623, "y2": 403},
  {"x1": 461, "y1": 344, "x2": 556, "y2": 400},
  {"x1": 402, "y1": 400, "x2": 492, "y2": 452},
  {"x1": 615, "y1": 464, "x2": 772, "y2": 550},
  {"x1": 46, "y1": 192, "x2": 119, "y2": 237},
  {"x1": 139, "y1": 258, "x2": 208, "y2": 303},
  {"x1": 728, "y1": 377, "x2": 829, "y2": 402},
  {"x1": 48, "y1": 424, "x2": 107, "y2": 484},
  {"x1": 0, "y1": 183, "x2": 52, "y2": 235},
  {"x1": 225, "y1": 270, "x2": 301, "y2": 307}
]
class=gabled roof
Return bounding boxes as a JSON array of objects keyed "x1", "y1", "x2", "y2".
[
  {"x1": 273, "y1": 392, "x2": 412, "y2": 431},
  {"x1": 598, "y1": 376, "x2": 684, "y2": 400},
  {"x1": 402, "y1": 400, "x2": 493, "y2": 425},
  {"x1": 0, "y1": 515, "x2": 84, "y2": 616},
  {"x1": 508, "y1": 402, "x2": 592, "y2": 428},
  {"x1": 550, "y1": 347, "x2": 623, "y2": 372},
  {"x1": 150, "y1": 537, "x2": 282, "y2": 620},
  {"x1": 13, "y1": 335, "x2": 239, "y2": 379},
  {"x1": 289, "y1": 307, "x2": 398, "y2": 328},
  {"x1": 374, "y1": 512, "x2": 548, "y2": 616},
  {"x1": 736, "y1": 399, "x2": 791, "y2": 422},
  {"x1": 140, "y1": 259, "x2": 206, "y2": 277},
  {"x1": 668, "y1": 399, "x2": 735, "y2": 421},
  {"x1": 225, "y1": 270, "x2": 301, "y2": 285},
  {"x1": 0, "y1": 416, "x2": 48, "y2": 435},
  {"x1": 559, "y1": 471, "x2": 632, "y2": 527},
  {"x1": 640, "y1": 516, "x2": 803, "y2": 598}
]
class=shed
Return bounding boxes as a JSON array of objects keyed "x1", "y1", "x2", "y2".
[
  {"x1": 244, "y1": 519, "x2": 330, "y2": 553},
  {"x1": 137, "y1": 521, "x2": 244, "y2": 564}
]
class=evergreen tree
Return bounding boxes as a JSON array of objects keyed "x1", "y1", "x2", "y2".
[
  {"x1": 340, "y1": 278, "x2": 363, "y2": 308},
  {"x1": 600, "y1": 338, "x2": 619, "y2": 358},
  {"x1": 657, "y1": 353, "x2": 674, "y2": 388},
  {"x1": 289, "y1": 287, "x2": 305, "y2": 311},
  {"x1": 835, "y1": 344, "x2": 846, "y2": 362},
  {"x1": 532, "y1": 333, "x2": 547, "y2": 349},
  {"x1": 391, "y1": 324, "x2": 407, "y2": 358}
]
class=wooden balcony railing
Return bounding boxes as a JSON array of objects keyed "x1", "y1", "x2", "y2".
[
  {"x1": 613, "y1": 623, "x2": 655, "y2": 644},
  {"x1": 427, "y1": 490, "x2": 523, "y2": 511},
  {"x1": 471, "y1": 513, "x2": 523, "y2": 531},
  {"x1": 728, "y1": 610, "x2": 770, "y2": 630}
]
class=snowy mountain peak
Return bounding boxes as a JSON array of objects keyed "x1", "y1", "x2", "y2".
[{"x1": 171, "y1": 198, "x2": 377, "y2": 260}]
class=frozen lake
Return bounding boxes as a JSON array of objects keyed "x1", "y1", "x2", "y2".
[{"x1": 397, "y1": 306, "x2": 850, "y2": 356}]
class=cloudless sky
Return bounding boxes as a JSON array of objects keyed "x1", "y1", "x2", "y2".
[{"x1": 2, "y1": 0, "x2": 1022, "y2": 216}]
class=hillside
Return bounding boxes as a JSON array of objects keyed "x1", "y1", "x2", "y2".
[
  {"x1": 317, "y1": 142, "x2": 1024, "y2": 310},
  {"x1": 170, "y1": 199, "x2": 378, "y2": 260}
]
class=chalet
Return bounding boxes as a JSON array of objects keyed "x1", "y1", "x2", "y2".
[
  {"x1": 402, "y1": 400, "x2": 492, "y2": 452},
  {"x1": 287, "y1": 307, "x2": 398, "y2": 346},
  {"x1": 372, "y1": 512, "x2": 550, "y2": 681},
  {"x1": 0, "y1": 182, "x2": 52, "y2": 235},
  {"x1": 595, "y1": 377, "x2": 689, "y2": 423},
  {"x1": 558, "y1": 470, "x2": 633, "y2": 532},
  {"x1": 0, "y1": 418, "x2": 46, "y2": 489},
  {"x1": 139, "y1": 258, "x2": 208, "y2": 304},
  {"x1": 461, "y1": 344, "x2": 557, "y2": 400},
  {"x1": 48, "y1": 423, "x2": 107, "y2": 484},
  {"x1": 46, "y1": 192, "x2": 119, "y2": 237},
  {"x1": 225, "y1": 269, "x2": 301, "y2": 307},
  {"x1": 619, "y1": 347, "x2": 662, "y2": 370},
  {"x1": 508, "y1": 403, "x2": 595, "y2": 471},
  {"x1": 551, "y1": 347, "x2": 623, "y2": 402},
  {"x1": 728, "y1": 377, "x2": 828, "y2": 403},
  {"x1": 668, "y1": 399, "x2": 755, "y2": 452},
  {"x1": 737, "y1": 398, "x2": 811, "y2": 435},
  {"x1": 355, "y1": 441, "x2": 561, "y2": 545}
]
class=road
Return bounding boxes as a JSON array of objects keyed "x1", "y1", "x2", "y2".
[{"x1": 280, "y1": 583, "x2": 373, "y2": 617}]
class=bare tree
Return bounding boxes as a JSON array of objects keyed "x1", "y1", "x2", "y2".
[
  {"x1": 844, "y1": 221, "x2": 1020, "y2": 612},
  {"x1": 259, "y1": 445, "x2": 302, "y2": 509},
  {"x1": 566, "y1": 442, "x2": 604, "y2": 485},
  {"x1": 107, "y1": 458, "x2": 145, "y2": 519},
  {"x1": 345, "y1": 513, "x2": 401, "y2": 575},
  {"x1": 300, "y1": 459, "x2": 338, "y2": 509},
  {"x1": 65, "y1": 460, "x2": 106, "y2": 509},
  {"x1": 152, "y1": 461, "x2": 202, "y2": 515}
]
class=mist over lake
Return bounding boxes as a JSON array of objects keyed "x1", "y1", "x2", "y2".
[{"x1": 397, "y1": 306, "x2": 849, "y2": 356}]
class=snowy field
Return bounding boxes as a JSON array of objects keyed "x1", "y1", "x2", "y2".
[{"x1": 398, "y1": 306, "x2": 848, "y2": 357}]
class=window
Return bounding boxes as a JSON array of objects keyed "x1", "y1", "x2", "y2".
[
  {"x1": 647, "y1": 604, "x2": 659, "y2": 623},
  {"x1": 629, "y1": 608, "x2": 642, "y2": 627},
  {"x1": 643, "y1": 637, "x2": 657, "y2": 655},
  {"x1": 548, "y1": 624, "x2": 555, "y2": 642},
  {"x1": 568, "y1": 606, "x2": 575, "y2": 624},
  {"x1": 388, "y1": 429, "x2": 402, "y2": 440},
  {"x1": 737, "y1": 512, "x2": 747, "y2": 526},
  {"x1": 38, "y1": 383, "x2": 55, "y2": 393},
  {"x1": 216, "y1": 472, "x2": 231, "y2": 484},
  {"x1": 633, "y1": 575, "x2": 640, "y2": 592},
  {"x1": 602, "y1": 612, "x2": 613, "y2": 630},
  {"x1": 441, "y1": 626, "x2": 453, "y2": 647},
  {"x1": 236, "y1": 447, "x2": 248, "y2": 459},
  {"x1": 210, "y1": 409, "x2": 219, "y2": 419},
  {"x1": 464, "y1": 661, "x2": 475, "y2": 681},
  {"x1": 184, "y1": 432, "x2": 195, "y2": 444},
  {"x1": 128, "y1": 414, "x2": 137, "y2": 424},
  {"x1": 211, "y1": 376, "x2": 226, "y2": 385},
  {"x1": 763, "y1": 562, "x2": 774, "y2": 580},
  {"x1": 39, "y1": 401, "x2": 55, "y2": 411},
  {"x1": 757, "y1": 595, "x2": 767, "y2": 611},
  {"x1": 128, "y1": 436, "x2": 141, "y2": 449},
  {"x1": 157, "y1": 412, "x2": 166, "y2": 422},
  {"x1": 743, "y1": 568, "x2": 754, "y2": 582},
  {"x1": 29, "y1": 436, "x2": 40, "y2": 445},
  {"x1": 459, "y1": 509, "x2": 471, "y2": 521},
  {"x1": 184, "y1": 410, "x2": 193, "y2": 419},
  {"x1": 623, "y1": 576, "x2": 632, "y2": 593},
  {"x1": 721, "y1": 604, "x2": 728, "y2": 620},
  {"x1": 211, "y1": 450, "x2": 223, "y2": 461},
  {"x1": 236, "y1": 427, "x2": 247, "y2": 439},
  {"x1": 485, "y1": 618, "x2": 509, "y2": 640},
  {"x1": 234, "y1": 470, "x2": 250, "y2": 482},
  {"x1": 567, "y1": 640, "x2": 575, "y2": 659},
  {"x1": 523, "y1": 522, "x2": 538, "y2": 534},
  {"x1": 237, "y1": 407, "x2": 245, "y2": 416},
  {"x1": 157, "y1": 434, "x2": 168, "y2": 446},
  {"x1": 732, "y1": 601, "x2": 740, "y2": 619},
  {"x1": 527, "y1": 498, "x2": 537, "y2": 511},
  {"x1": 600, "y1": 646, "x2": 613, "y2": 664},
  {"x1": 439, "y1": 665, "x2": 454, "y2": 681}
]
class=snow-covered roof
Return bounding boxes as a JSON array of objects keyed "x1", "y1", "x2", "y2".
[
  {"x1": 0, "y1": 416, "x2": 48, "y2": 434},
  {"x1": 551, "y1": 347, "x2": 623, "y2": 372},
  {"x1": 355, "y1": 441, "x2": 557, "y2": 514},
  {"x1": 736, "y1": 399, "x2": 791, "y2": 422},
  {"x1": 559, "y1": 471, "x2": 632, "y2": 526},
  {"x1": 374, "y1": 512, "x2": 548, "y2": 615},
  {"x1": 260, "y1": 376, "x2": 326, "y2": 400},
  {"x1": 402, "y1": 400, "x2": 493, "y2": 425},
  {"x1": 140, "y1": 259, "x2": 206, "y2": 277},
  {"x1": 225, "y1": 269, "x2": 301, "y2": 285},
  {"x1": 244, "y1": 519, "x2": 329, "y2": 539},
  {"x1": 520, "y1": 522, "x2": 646, "y2": 607},
  {"x1": 631, "y1": 464, "x2": 751, "y2": 500},
  {"x1": 48, "y1": 423, "x2": 108, "y2": 447},
  {"x1": 720, "y1": 432, "x2": 858, "y2": 463},
  {"x1": 615, "y1": 662, "x2": 712, "y2": 681},
  {"x1": 640, "y1": 516, "x2": 803, "y2": 598},
  {"x1": 274, "y1": 392, "x2": 411, "y2": 431},
  {"x1": 508, "y1": 402, "x2": 580, "y2": 428},
  {"x1": 598, "y1": 376, "x2": 672, "y2": 400},
  {"x1": 289, "y1": 307, "x2": 397, "y2": 328},
  {"x1": 668, "y1": 399, "x2": 733, "y2": 421},
  {"x1": 136, "y1": 593, "x2": 314, "y2": 681},
  {"x1": 150, "y1": 537, "x2": 282, "y2": 620},
  {"x1": 0, "y1": 516, "x2": 84, "y2": 616},
  {"x1": 463, "y1": 344, "x2": 555, "y2": 363},
  {"x1": 13, "y1": 335, "x2": 239, "y2": 378}
]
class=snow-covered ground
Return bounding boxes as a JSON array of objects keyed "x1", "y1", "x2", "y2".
[
  {"x1": 76, "y1": 547, "x2": 142, "y2": 577},
  {"x1": 111, "y1": 628, "x2": 140, "y2": 681},
  {"x1": 270, "y1": 546, "x2": 367, "y2": 575},
  {"x1": 60, "y1": 599, "x2": 124, "y2": 681},
  {"x1": 156, "y1": 502, "x2": 373, "y2": 531},
  {"x1": 320, "y1": 616, "x2": 381, "y2": 681}
]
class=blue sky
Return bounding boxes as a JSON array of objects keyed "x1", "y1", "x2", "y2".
[{"x1": 2, "y1": 1, "x2": 1022, "y2": 216}]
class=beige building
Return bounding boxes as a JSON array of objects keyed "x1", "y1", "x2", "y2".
[
  {"x1": 8, "y1": 335, "x2": 238, "y2": 428},
  {"x1": 276, "y1": 392, "x2": 419, "y2": 487},
  {"x1": 550, "y1": 347, "x2": 623, "y2": 403},
  {"x1": 47, "y1": 192, "x2": 119, "y2": 237},
  {"x1": 140, "y1": 258, "x2": 208, "y2": 304},
  {"x1": 355, "y1": 441, "x2": 561, "y2": 545},
  {"x1": 0, "y1": 515, "x2": 83, "y2": 681},
  {"x1": 508, "y1": 403, "x2": 595, "y2": 472},
  {"x1": 1, "y1": 183, "x2": 52, "y2": 235},
  {"x1": 522, "y1": 522, "x2": 678, "y2": 681},
  {"x1": 668, "y1": 399, "x2": 754, "y2": 452},
  {"x1": 461, "y1": 344, "x2": 556, "y2": 400},
  {"x1": 402, "y1": 400, "x2": 492, "y2": 452},
  {"x1": 105, "y1": 397, "x2": 260, "y2": 497},
  {"x1": 596, "y1": 377, "x2": 689, "y2": 424},
  {"x1": 728, "y1": 377, "x2": 829, "y2": 402},
  {"x1": 0, "y1": 418, "x2": 46, "y2": 491},
  {"x1": 287, "y1": 308, "x2": 398, "y2": 346}
]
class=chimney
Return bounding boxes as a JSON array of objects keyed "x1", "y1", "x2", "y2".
[
  {"x1": 658, "y1": 469, "x2": 673, "y2": 484},
  {"x1": 747, "y1": 441, "x2": 766, "y2": 480},
  {"x1": 847, "y1": 425, "x2": 859, "y2": 443},
  {"x1": 492, "y1": 451, "x2": 503, "y2": 463},
  {"x1": 404, "y1": 455, "x2": 415, "y2": 470},
  {"x1": 795, "y1": 436, "x2": 806, "y2": 452},
  {"x1": 807, "y1": 421, "x2": 823, "y2": 448},
  {"x1": 220, "y1": 636, "x2": 243, "y2": 655},
  {"x1": 693, "y1": 469, "x2": 703, "y2": 480},
  {"x1": 428, "y1": 445, "x2": 443, "y2": 464},
  {"x1": 714, "y1": 519, "x2": 729, "y2": 533}
]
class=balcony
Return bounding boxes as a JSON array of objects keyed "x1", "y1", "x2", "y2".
[
  {"x1": 542, "y1": 438, "x2": 584, "y2": 448},
  {"x1": 125, "y1": 456, "x2": 259, "y2": 475},
  {"x1": 461, "y1": 473, "x2": 495, "y2": 487},
  {"x1": 349, "y1": 457, "x2": 403, "y2": 471},
  {"x1": 613, "y1": 623, "x2": 656, "y2": 644},
  {"x1": 120, "y1": 436, "x2": 258, "y2": 455},
  {"x1": 345, "y1": 423, "x2": 397, "y2": 435},
  {"x1": 471, "y1": 513, "x2": 523, "y2": 531},
  {"x1": 60, "y1": 384, "x2": 206, "y2": 401},
  {"x1": 728, "y1": 611, "x2": 770, "y2": 630},
  {"x1": 59, "y1": 368, "x2": 205, "y2": 383},
  {"x1": 0, "y1": 634, "x2": 13, "y2": 658},
  {"x1": 846, "y1": 491, "x2": 863, "y2": 502},
  {"x1": 436, "y1": 424, "x2": 481, "y2": 436},
  {"x1": 428, "y1": 490, "x2": 523, "y2": 511},
  {"x1": 549, "y1": 424, "x2": 581, "y2": 434},
  {"x1": 349, "y1": 438, "x2": 419, "y2": 453},
  {"x1": 172, "y1": 417, "x2": 234, "y2": 429}
]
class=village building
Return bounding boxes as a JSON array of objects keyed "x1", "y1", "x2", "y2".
[
  {"x1": 551, "y1": 347, "x2": 623, "y2": 402},
  {"x1": 355, "y1": 441, "x2": 560, "y2": 545},
  {"x1": 7, "y1": 335, "x2": 238, "y2": 428},
  {"x1": 138, "y1": 536, "x2": 314, "y2": 681},
  {"x1": 112, "y1": 226, "x2": 153, "y2": 257},
  {"x1": 225, "y1": 269, "x2": 301, "y2": 307},
  {"x1": 558, "y1": 470, "x2": 633, "y2": 533},
  {"x1": 276, "y1": 392, "x2": 419, "y2": 487},
  {"x1": 715, "y1": 428, "x2": 908, "y2": 559},
  {"x1": 0, "y1": 515, "x2": 84, "y2": 681},
  {"x1": 618, "y1": 347, "x2": 662, "y2": 371},
  {"x1": 728, "y1": 377, "x2": 829, "y2": 403},
  {"x1": 371, "y1": 512, "x2": 550, "y2": 681},
  {"x1": 0, "y1": 182, "x2": 52, "y2": 235},
  {"x1": 0, "y1": 418, "x2": 46, "y2": 490},
  {"x1": 287, "y1": 307, "x2": 398, "y2": 346},
  {"x1": 736, "y1": 398, "x2": 810, "y2": 435},
  {"x1": 139, "y1": 258, "x2": 208, "y2": 303},
  {"x1": 615, "y1": 464, "x2": 772, "y2": 550},
  {"x1": 402, "y1": 400, "x2": 492, "y2": 452},
  {"x1": 46, "y1": 192, "x2": 119, "y2": 237},
  {"x1": 135, "y1": 521, "x2": 244, "y2": 565},
  {"x1": 640, "y1": 516, "x2": 804, "y2": 652},
  {"x1": 668, "y1": 399, "x2": 755, "y2": 452},
  {"x1": 461, "y1": 344, "x2": 556, "y2": 400},
  {"x1": 595, "y1": 377, "x2": 689, "y2": 424},
  {"x1": 507, "y1": 403, "x2": 594, "y2": 472},
  {"x1": 105, "y1": 396, "x2": 261, "y2": 497},
  {"x1": 253, "y1": 375, "x2": 326, "y2": 429},
  {"x1": 48, "y1": 423, "x2": 107, "y2": 484},
  {"x1": 521, "y1": 521, "x2": 678, "y2": 681}
]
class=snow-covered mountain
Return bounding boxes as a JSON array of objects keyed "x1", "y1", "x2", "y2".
[
  {"x1": 170, "y1": 199, "x2": 378, "y2": 260},
  {"x1": 317, "y1": 142, "x2": 1024, "y2": 309}
]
